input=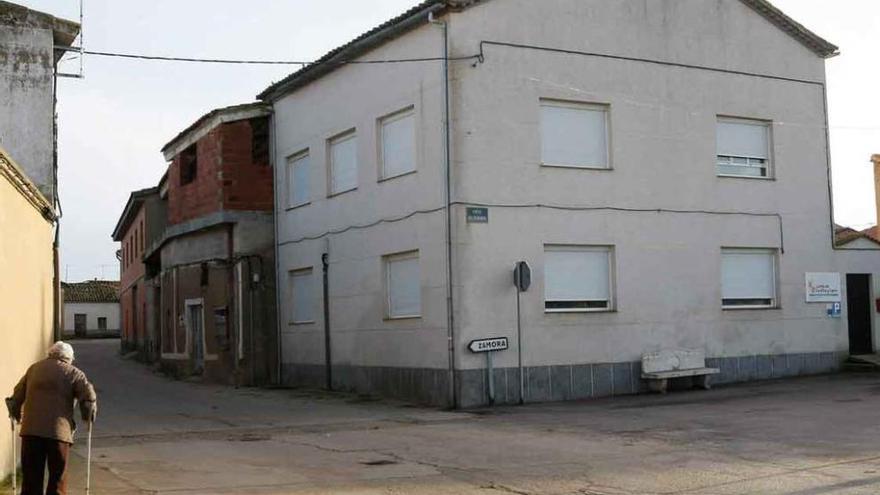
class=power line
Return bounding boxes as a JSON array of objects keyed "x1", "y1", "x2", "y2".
[{"x1": 54, "y1": 47, "x2": 481, "y2": 66}]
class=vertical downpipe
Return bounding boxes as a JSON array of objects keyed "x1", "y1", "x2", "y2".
[
  {"x1": 322, "y1": 252, "x2": 332, "y2": 390},
  {"x1": 270, "y1": 111, "x2": 284, "y2": 385},
  {"x1": 431, "y1": 12, "x2": 457, "y2": 409}
]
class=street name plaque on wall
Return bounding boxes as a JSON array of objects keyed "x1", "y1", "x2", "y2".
[
  {"x1": 466, "y1": 207, "x2": 489, "y2": 223},
  {"x1": 468, "y1": 337, "x2": 509, "y2": 353}
]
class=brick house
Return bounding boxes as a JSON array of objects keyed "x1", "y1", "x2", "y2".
[
  {"x1": 112, "y1": 186, "x2": 164, "y2": 357},
  {"x1": 142, "y1": 102, "x2": 278, "y2": 385}
]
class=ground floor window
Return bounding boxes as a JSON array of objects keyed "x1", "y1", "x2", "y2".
[
  {"x1": 289, "y1": 268, "x2": 315, "y2": 324},
  {"x1": 384, "y1": 251, "x2": 421, "y2": 318},
  {"x1": 721, "y1": 248, "x2": 778, "y2": 309},
  {"x1": 98, "y1": 317, "x2": 107, "y2": 330},
  {"x1": 544, "y1": 245, "x2": 613, "y2": 312}
]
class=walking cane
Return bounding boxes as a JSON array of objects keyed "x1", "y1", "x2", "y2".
[
  {"x1": 8, "y1": 416, "x2": 14, "y2": 495},
  {"x1": 85, "y1": 421, "x2": 92, "y2": 495}
]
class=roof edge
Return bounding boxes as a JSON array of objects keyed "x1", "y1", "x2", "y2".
[
  {"x1": 739, "y1": 0, "x2": 839, "y2": 58},
  {"x1": 111, "y1": 186, "x2": 159, "y2": 241},
  {"x1": 258, "y1": 1, "x2": 451, "y2": 102},
  {"x1": 160, "y1": 102, "x2": 271, "y2": 160}
]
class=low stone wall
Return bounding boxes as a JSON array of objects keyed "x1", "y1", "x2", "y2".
[{"x1": 282, "y1": 351, "x2": 845, "y2": 409}]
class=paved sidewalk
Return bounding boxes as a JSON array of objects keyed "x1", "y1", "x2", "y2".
[{"x1": 60, "y1": 340, "x2": 880, "y2": 494}]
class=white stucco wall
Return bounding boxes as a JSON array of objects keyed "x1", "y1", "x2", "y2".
[
  {"x1": 272, "y1": 0, "x2": 880, "y2": 380},
  {"x1": 63, "y1": 302, "x2": 121, "y2": 335}
]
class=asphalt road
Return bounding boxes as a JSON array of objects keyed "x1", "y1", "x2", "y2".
[{"x1": 58, "y1": 339, "x2": 880, "y2": 494}]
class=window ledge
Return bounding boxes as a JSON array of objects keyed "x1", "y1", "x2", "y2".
[
  {"x1": 545, "y1": 309, "x2": 616, "y2": 314},
  {"x1": 541, "y1": 163, "x2": 612, "y2": 171},
  {"x1": 288, "y1": 320, "x2": 316, "y2": 326},
  {"x1": 285, "y1": 201, "x2": 311, "y2": 212},
  {"x1": 328, "y1": 187, "x2": 357, "y2": 199},
  {"x1": 378, "y1": 169, "x2": 417, "y2": 183},
  {"x1": 717, "y1": 174, "x2": 775, "y2": 181},
  {"x1": 722, "y1": 306, "x2": 781, "y2": 311},
  {"x1": 384, "y1": 315, "x2": 422, "y2": 321}
]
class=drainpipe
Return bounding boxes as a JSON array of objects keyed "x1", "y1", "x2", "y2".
[
  {"x1": 270, "y1": 111, "x2": 283, "y2": 385},
  {"x1": 322, "y1": 252, "x2": 332, "y2": 390},
  {"x1": 429, "y1": 11, "x2": 457, "y2": 408},
  {"x1": 52, "y1": 61, "x2": 62, "y2": 342}
]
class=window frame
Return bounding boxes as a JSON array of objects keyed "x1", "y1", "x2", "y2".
[
  {"x1": 543, "y1": 245, "x2": 615, "y2": 314},
  {"x1": 286, "y1": 149, "x2": 311, "y2": 209},
  {"x1": 383, "y1": 250, "x2": 422, "y2": 320},
  {"x1": 539, "y1": 99, "x2": 611, "y2": 170},
  {"x1": 179, "y1": 143, "x2": 198, "y2": 185},
  {"x1": 378, "y1": 106, "x2": 417, "y2": 181},
  {"x1": 289, "y1": 267, "x2": 316, "y2": 325},
  {"x1": 720, "y1": 247, "x2": 779, "y2": 310},
  {"x1": 327, "y1": 129, "x2": 358, "y2": 197},
  {"x1": 716, "y1": 117, "x2": 773, "y2": 180}
]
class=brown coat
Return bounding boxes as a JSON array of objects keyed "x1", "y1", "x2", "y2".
[{"x1": 11, "y1": 357, "x2": 96, "y2": 444}]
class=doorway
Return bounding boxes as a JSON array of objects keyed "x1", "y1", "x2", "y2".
[
  {"x1": 74, "y1": 314, "x2": 87, "y2": 337},
  {"x1": 847, "y1": 274, "x2": 873, "y2": 355},
  {"x1": 186, "y1": 301, "x2": 205, "y2": 374}
]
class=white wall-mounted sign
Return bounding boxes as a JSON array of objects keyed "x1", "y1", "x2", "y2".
[{"x1": 805, "y1": 272, "x2": 841, "y2": 303}]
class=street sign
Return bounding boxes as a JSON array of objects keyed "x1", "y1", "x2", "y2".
[
  {"x1": 468, "y1": 337, "x2": 509, "y2": 353},
  {"x1": 466, "y1": 207, "x2": 489, "y2": 223},
  {"x1": 513, "y1": 261, "x2": 531, "y2": 292}
]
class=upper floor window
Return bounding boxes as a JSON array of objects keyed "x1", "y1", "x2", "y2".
[
  {"x1": 716, "y1": 118, "x2": 771, "y2": 178},
  {"x1": 540, "y1": 100, "x2": 609, "y2": 169},
  {"x1": 251, "y1": 118, "x2": 269, "y2": 165},
  {"x1": 721, "y1": 248, "x2": 778, "y2": 309},
  {"x1": 544, "y1": 245, "x2": 614, "y2": 312},
  {"x1": 180, "y1": 143, "x2": 198, "y2": 185},
  {"x1": 379, "y1": 107, "x2": 416, "y2": 180},
  {"x1": 328, "y1": 131, "x2": 358, "y2": 196},
  {"x1": 385, "y1": 251, "x2": 421, "y2": 319},
  {"x1": 286, "y1": 151, "x2": 310, "y2": 208}
]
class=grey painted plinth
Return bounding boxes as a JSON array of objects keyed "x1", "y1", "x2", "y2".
[{"x1": 282, "y1": 351, "x2": 844, "y2": 409}]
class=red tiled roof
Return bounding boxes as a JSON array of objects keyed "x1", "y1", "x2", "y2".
[{"x1": 62, "y1": 280, "x2": 120, "y2": 304}]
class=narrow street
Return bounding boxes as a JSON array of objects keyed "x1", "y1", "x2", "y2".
[{"x1": 46, "y1": 340, "x2": 880, "y2": 494}]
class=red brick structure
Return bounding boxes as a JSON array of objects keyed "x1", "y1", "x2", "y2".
[
  {"x1": 140, "y1": 103, "x2": 278, "y2": 385},
  {"x1": 112, "y1": 186, "x2": 164, "y2": 356}
]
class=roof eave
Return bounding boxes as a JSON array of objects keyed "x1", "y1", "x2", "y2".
[
  {"x1": 258, "y1": 1, "x2": 449, "y2": 102},
  {"x1": 160, "y1": 103, "x2": 272, "y2": 160},
  {"x1": 739, "y1": 0, "x2": 839, "y2": 59},
  {"x1": 111, "y1": 187, "x2": 158, "y2": 241}
]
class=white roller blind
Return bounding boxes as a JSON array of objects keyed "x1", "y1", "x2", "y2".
[
  {"x1": 387, "y1": 254, "x2": 420, "y2": 317},
  {"x1": 291, "y1": 269, "x2": 314, "y2": 322},
  {"x1": 287, "y1": 153, "x2": 310, "y2": 206},
  {"x1": 721, "y1": 250, "x2": 775, "y2": 299},
  {"x1": 381, "y1": 111, "x2": 416, "y2": 178},
  {"x1": 544, "y1": 248, "x2": 610, "y2": 301},
  {"x1": 330, "y1": 133, "x2": 357, "y2": 194},
  {"x1": 717, "y1": 120, "x2": 769, "y2": 159},
  {"x1": 541, "y1": 102, "x2": 608, "y2": 167}
]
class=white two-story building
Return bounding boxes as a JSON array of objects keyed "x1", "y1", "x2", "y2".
[{"x1": 260, "y1": 0, "x2": 880, "y2": 407}]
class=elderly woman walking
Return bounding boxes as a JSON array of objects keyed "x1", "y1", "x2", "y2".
[{"x1": 5, "y1": 342, "x2": 97, "y2": 495}]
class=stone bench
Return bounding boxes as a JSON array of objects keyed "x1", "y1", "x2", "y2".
[{"x1": 641, "y1": 349, "x2": 720, "y2": 394}]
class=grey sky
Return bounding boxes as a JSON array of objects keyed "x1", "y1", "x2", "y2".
[{"x1": 16, "y1": 0, "x2": 880, "y2": 282}]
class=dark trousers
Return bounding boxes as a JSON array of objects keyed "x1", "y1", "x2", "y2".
[{"x1": 21, "y1": 436, "x2": 70, "y2": 495}]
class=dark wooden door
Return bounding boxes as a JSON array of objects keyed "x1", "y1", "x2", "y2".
[
  {"x1": 847, "y1": 274, "x2": 873, "y2": 355},
  {"x1": 74, "y1": 314, "x2": 87, "y2": 337}
]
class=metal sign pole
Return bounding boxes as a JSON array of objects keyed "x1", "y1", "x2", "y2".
[
  {"x1": 516, "y1": 288, "x2": 523, "y2": 404},
  {"x1": 486, "y1": 351, "x2": 495, "y2": 405}
]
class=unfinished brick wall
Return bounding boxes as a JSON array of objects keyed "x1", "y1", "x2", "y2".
[{"x1": 167, "y1": 117, "x2": 273, "y2": 226}]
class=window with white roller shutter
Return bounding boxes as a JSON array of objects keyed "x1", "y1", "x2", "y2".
[
  {"x1": 289, "y1": 268, "x2": 315, "y2": 323},
  {"x1": 721, "y1": 248, "x2": 778, "y2": 309},
  {"x1": 328, "y1": 131, "x2": 358, "y2": 195},
  {"x1": 385, "y1": 251, "x2": 421, "y2": 318},
  {"x1": 540, "y1": 100, "x2": 609, "y2": 169},
  {"x1": 716, "y1": 118, "x2": 771, "y2": 178},
  {"x1": 544, "y1": 245, "x2": 614, "y2": 312}
]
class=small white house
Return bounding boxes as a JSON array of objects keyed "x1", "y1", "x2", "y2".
[{"x1": 62, "y1": 280, "x2": 120, "y2": 337}]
